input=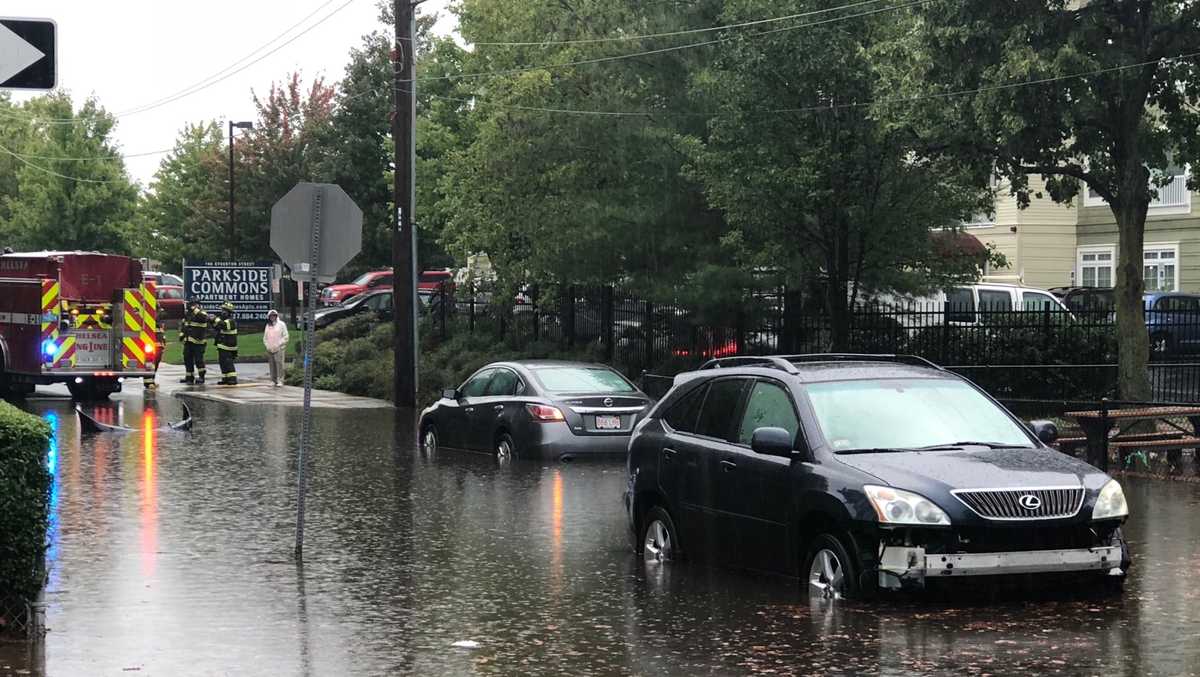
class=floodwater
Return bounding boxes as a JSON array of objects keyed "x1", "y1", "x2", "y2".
[{"x1": 2, "y1": 392, "x2": 1200, "y2": 676}]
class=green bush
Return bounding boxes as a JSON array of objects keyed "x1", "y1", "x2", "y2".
[{"x1": 0, "y1": 401, "x2": 52, "y2": 621}]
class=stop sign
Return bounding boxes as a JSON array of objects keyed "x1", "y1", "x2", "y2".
[{"x1": 270, "y1": 182, "x2": 363, "y2": 282}]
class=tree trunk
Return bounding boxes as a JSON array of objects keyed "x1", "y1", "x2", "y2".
[{"x1": 1112, "y1": 186, "x2": 1152, "y2": 401}]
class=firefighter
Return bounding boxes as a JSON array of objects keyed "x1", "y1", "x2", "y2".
[
  {"x1": 179, "y1": 301, "x2": 210, "y2": 384},
  {"x1": 214, "y1": 301, "x2": 239, "y2": 385}
]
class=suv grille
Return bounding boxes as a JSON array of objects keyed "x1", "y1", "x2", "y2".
[{"x1": 952, "y1": 487, "x2": 1084, "y2": 520}]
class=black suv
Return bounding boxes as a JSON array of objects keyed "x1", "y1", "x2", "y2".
[{"x1": 624, "y1": 355, "x2": 1131, "y2": 599}]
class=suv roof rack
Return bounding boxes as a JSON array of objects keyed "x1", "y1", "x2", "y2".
[
  {"x1": 779, "y1": 353, "x2": 944, "y2": 370},
  {"x1": 698, "y1": 356, "x2": 800, "y2": 374}
]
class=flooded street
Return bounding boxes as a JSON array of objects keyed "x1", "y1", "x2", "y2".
[{"x1": 3, "y1": 392, "x2": 1200, "y2": 676}]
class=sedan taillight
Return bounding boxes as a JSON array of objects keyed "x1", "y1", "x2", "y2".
[{"x1": 526, "y1": 404, "x2": 565, "y2": 421}]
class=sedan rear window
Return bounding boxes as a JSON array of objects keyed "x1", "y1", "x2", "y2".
[
  {"x1": 531, "y1": 367, "x2": 635, "y2": 394},
  {"x1": 805, "y1": 379, "x2": 1031, "y2": 452}
]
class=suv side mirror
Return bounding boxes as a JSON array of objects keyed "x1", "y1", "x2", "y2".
[
  {"x1": 751, "y1": 427, "x2": 794, "y2": 457},
  {"x1": 442, "y1": 388, "x2": 459, "y2": 401},
  {"x1": 1029, "y1": 420, "x2": 1059, "y2": 445}
]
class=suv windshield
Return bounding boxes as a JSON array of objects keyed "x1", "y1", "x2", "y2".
[
  {"x1": 806, "y1": 379, "x2": 1032, "y2": 452},
  {"x1": 531, "y1": 367, "x2": 635, "y2": 394},
  {"x1": 352, "y1": 272, "x2": 376, "y2": 286}
]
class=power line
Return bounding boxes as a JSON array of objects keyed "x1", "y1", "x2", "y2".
[
  {"x1": 118, "y1": 0, "x2": 351, "y2": 117},
  {"x1": 4, "y1": 148, "x2": 174, "y2": 162},
  {"x1": 0, "y1": 141, "x2": 126, "y2": 184},
  {"x1": 415, "y1": 0, "x2": 889, "y2": 46},
  {"x1": 399, "y1": 0, "x2": 932, "y2": 85},
  {"x1": 404, "y1": 48, "x2": 1200, "y2": 118},
  {"x1": 2, "y1": 0, "x2": 360, "y2": 126}
]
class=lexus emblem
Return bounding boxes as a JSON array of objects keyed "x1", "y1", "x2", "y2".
[
  {"x1": 603, "y1": 397, "x2": 614, "y2": 407},
  {"x1": 1018, "y1": 494, "x2": 1043, "y2": 510}
]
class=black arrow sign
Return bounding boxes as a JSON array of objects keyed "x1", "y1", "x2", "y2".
[{"x1": 0, "y1": 18, "x2": 56, "y2": 90}]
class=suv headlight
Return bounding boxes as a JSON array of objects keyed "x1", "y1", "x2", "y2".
[
  {"x1": 864, "y1": 485, "x2": 951, "y2": 526},
  {"x1": 1092, "y1": 479, "x2": 1129, "y2": 520}
]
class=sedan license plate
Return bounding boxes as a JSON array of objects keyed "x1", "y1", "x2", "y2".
[{"x1": 595, "y1": 415, "x2": 622, "y2": 430}]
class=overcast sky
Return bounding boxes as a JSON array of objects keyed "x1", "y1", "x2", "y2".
[{"x1": 5, "y1": 0, "x2": 455, "y2": 187}]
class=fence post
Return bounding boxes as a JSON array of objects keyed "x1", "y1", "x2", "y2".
[
  {"x1": 438, "y1": 284, "x2": 447, "y2": 340},
  {"x1": 602, "y1": 285, "x2": 614, "y2": 362},
  {"x1": 469, "y1": 283, "x2": 476, "y2": 333},
  {"x1": 565, "y1": 285, "x2": 576, "y2": 348},
  {"x1": 645, "y1": 299, "x2": 655, "y2": 368},
  {"x1": 736, "y1": 309, "x2": 746, "y2": 355},
  {"x1": 532, "y1": 289, "x2": 540, "y2": 342},
  {"x1": 940, "y1": 305, "x2": 951, "y2": 364},
  {"x1": 1099, "y1": 397, "x2": 1110, "y2": 472}
]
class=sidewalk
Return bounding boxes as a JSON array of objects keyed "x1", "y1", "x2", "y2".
[{"x1": 154, "y1": 363, "x2": 392, "y2": 409}]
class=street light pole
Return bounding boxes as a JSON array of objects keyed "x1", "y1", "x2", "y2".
[{"x1": 228, "y1": 120, "x2": 254, "y2": 260}]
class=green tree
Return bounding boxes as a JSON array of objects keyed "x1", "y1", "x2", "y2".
[
  {"x1": 686, "y1": 0, "x2": 992, "y2": 347},
  {"x1": 0, "y1": 93, "x2": 138, "y2": 253},
  {"x1": 905, "y1": 0, "x2": 1200, "y2": 399},
  {"x1": 232, "y1": 73, "x2": 337, "y2": 262},
  {"x1": 133, "y1": 121, "x2": 227, "y2": 267},
  {"x1": 439, "y1": 0, "x2": 731, "y2": 293}
]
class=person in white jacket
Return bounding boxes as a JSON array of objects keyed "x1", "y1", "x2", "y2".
[{"x1": 262, "y1": 309, "x2": 290, "y2": 387}]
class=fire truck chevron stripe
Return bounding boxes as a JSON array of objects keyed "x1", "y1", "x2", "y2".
[
  {"x1": 140, "y1": 284, "x2": 157, "y2": 333},
  {"x1": 53, "y1": 336, "x2": 76, "y2": 368},
  {"x1": 41, "y1": 281, "x2": 60, "y2": 312},
  {"x1": 124, "y1": 308, "x2": 141, "y2": 333},
  {"x1": 123, "y1": 336, "x2": 145, "y2": 365}
]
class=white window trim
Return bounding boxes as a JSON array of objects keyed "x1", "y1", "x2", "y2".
[
  {"x1": 1083, "y1": 166, "x2": 1192, "y2": 215},
  {"x1": 1143, "y1": 242, "x2": 1181, "y2": 292},
  {"x1": 1076, "y1": 245, "x2": 1116, "y2": 287}
]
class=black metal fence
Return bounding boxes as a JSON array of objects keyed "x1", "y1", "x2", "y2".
[{"x1": 426, "y1": 285, "x2": 1200, "y2": 403}]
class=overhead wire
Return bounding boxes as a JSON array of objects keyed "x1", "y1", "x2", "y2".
[
  {"x1": 400, "y1": 48, "x2": 1200, "y2": 118},
  {"x1": 406, "y1": 0, "x2": 890, "y2": 46},
  {"x1": 396, "y1": 0, "x2": 933, "y2": 85},
  {"x1": 0, "y1": 141, "x2": 127, "y2": 183},
  {"x1": 0, "y1": 0, "x2": 360, "y2": 126}
]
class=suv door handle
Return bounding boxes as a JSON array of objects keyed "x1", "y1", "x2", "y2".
[
  {"x1": 720, "y1": 459, "x2": 737, "y2": 472},
  {"x1": 663, "y1": 448, "x2": 677, "y2": 463},
  {"x1": 494, "y1": 405, "x2": 504, "y2": 412},
  {"x1": 465, "y1": 407, "x2": 475, "y2": 413}
]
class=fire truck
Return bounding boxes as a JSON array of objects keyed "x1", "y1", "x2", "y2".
[{"x1": 0, "y1": 251, "x2": 159, "y2": 400}]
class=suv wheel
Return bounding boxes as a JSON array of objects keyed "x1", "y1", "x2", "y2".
[
  {"x1": 495, "y1": 432, "x2": 515, "y2": 463},
  {"x1": 421, "y1": 424, "x2": 439, "y2": 455},
  {"x1": 641, "y1": 506, "x2": 679, "y2": 564},
  {"x1": 804, "y1": 533, "x2": 859, "y2": 601}
]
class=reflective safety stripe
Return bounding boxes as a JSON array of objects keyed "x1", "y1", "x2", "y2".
[
  {"x1": 223, "y1": 372, "x2": 237, "y2": 377},
  {"x1": 217, "y1": 344, "x2": 238, "y2": 351}
]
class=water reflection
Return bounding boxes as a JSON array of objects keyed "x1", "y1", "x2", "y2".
[{"x1": 11, "y1": 397, "x2": 1200, "y2": 675}]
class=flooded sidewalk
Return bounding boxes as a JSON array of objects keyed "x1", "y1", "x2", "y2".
[{"x1": 2, "y1": 392, "x2": 1200, "y2": 676}]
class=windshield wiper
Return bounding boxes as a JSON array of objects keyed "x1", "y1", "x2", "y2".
[
  {"x1": 834, "y1": 447, "x2": 918, "y2": 455},
  {"x1": 913, "y1": 441, "x2": 1034, "y2": 451}
]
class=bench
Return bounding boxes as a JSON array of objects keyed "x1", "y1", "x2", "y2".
[{"x1": 1066, "y1": 402, "x2": 1200, "y2": 474}]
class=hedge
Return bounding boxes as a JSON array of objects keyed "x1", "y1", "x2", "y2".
[{"x1": 0, "y1": 401, "x2": 52, "y2": 625}]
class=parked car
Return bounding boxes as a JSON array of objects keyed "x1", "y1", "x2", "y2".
[
  {"x1": 419, "y1": 360, "x2": 652, "y2": 461},
  {"x1": 625, "y1": 354, "x2": 1131, "y2": 600},
  {"x1": 1144, "y1": 292, "x2": 1200, "y2": 356},
  {"x1": 143, "y1": 271, "x2": 184, "y2": 287},
  {"x1": 418, "y1": 268, "x2": 455, "y2": 294},
  {"x1": 156, "y1": 284, "x2": 186, "y2": 323},
  {"x1": 865, "y1": 283, "x2": 1071, "y2": 326},
  {"x1": 1049, "y1": 286, "x2": 1115, "y2": 315},
  {"x1": 313, "y1": 289, "x2": 393, "y2": 329},
  {"x1": 320, "y1": 269, "x2": 393, "y2": 306}
]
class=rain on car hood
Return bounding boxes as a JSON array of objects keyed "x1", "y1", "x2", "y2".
[{"x1": 835, "y1": 446, "x2": 1102, "y2": 490}]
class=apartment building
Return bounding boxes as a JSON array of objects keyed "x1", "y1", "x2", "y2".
[{"x1": 967, "y1": 170, "x2": 1194, "y2": 292}]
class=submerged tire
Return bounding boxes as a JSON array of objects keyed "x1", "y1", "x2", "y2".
[
  {"x1": 641, "y1": 505, "x2": 680, "y2": 564},
  {"x1": 803, "y1": 533, "x2": 861, "y2": 601}
]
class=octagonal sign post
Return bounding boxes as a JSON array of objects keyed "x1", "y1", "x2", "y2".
[{"x1": 270, "y1": 182, "x2": 362, "y2": 561}]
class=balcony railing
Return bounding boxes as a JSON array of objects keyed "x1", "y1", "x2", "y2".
[{"x1": 1084, "y1": 172, "x2": 1191, "y2": 210}]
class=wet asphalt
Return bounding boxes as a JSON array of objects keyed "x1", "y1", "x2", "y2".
[{"x1": 2, "y1": 391, "x2": 1200, "y2": 676}]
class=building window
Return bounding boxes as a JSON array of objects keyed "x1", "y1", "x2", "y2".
[
  {"x1": 1144, "y1": 245, "x2": 1179, "y2": 292},
  {"x1": 1083, "y1": 165, "x2": 1191, "y2": 213},
  {"x1": 1077, "y1": 246, "x2": 1115, "y2": 288}
]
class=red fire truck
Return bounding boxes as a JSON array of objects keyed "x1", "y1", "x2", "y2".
[{"x1": 0, "y1": 251, "x2": 159, "y2": 400}]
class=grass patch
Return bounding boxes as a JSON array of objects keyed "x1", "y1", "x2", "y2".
[{"x1": 162, "y1": 329, "x2": 304, "y2": 364}]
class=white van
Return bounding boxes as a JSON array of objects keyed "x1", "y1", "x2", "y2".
[{"x1": 863, "y1": 283, "x2": 1071, "y2": 326}]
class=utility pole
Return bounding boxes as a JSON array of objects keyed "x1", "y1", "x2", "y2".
[{"x1": 392, "y1": 0, "x2": 418, "y2": 408}]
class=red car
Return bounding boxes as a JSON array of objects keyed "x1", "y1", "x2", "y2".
[
  {"x1": 156, "y1": 285, "x2": 186, "y2": 323},
  {"x1": 320, "y1": 269, "x2": 455, "y2": 306},
  {"x1": 320, "y1": 269, "x2": 393, "y2": 306}
]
